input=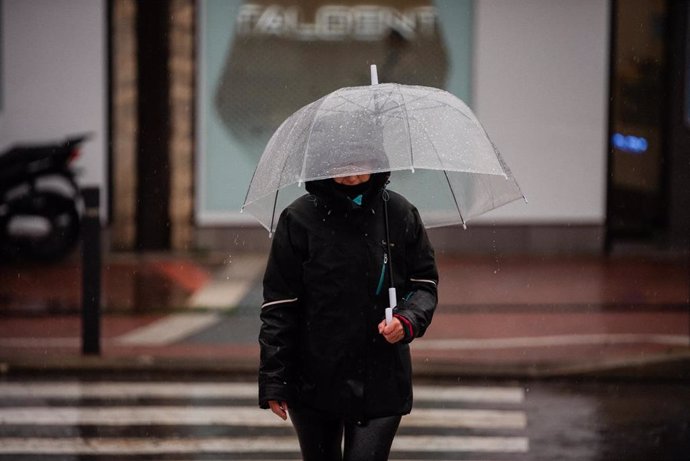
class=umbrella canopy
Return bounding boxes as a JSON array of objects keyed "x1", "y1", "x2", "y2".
[{"x1": 242, "y1": 81, "x2": 525, "y2": 232}]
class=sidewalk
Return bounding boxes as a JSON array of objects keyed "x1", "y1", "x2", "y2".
[{"x1": 1, "y1": 250, "x2": 689, "y2": 380}]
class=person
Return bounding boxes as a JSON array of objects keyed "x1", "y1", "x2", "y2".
[{"x1": 258, "y1": 169, "x2": 438, "y2": 461}]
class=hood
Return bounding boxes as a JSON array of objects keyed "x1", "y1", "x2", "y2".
[{"x1": 305, "y1": 172, "x2": 390, "y2": 210}]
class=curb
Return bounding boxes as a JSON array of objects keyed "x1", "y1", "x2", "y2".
[{"x1": 3, "y1": 349, "x2": 690, "y2": 382}]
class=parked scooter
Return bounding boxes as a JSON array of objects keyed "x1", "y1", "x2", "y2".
[{"x1": 0, "y1": 135, "x2": 89, "y2": 262}]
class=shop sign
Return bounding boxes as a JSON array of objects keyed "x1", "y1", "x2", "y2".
[{"x1": 236, "y1": 4, "x2": 438, "y2": 41}]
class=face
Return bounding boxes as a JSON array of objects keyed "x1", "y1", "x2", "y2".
[{"x1": 333, "y1": 174, "x2": 371, "y2": 186}]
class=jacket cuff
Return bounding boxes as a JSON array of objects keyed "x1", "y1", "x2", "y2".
[
  {"x1": 258, "y1": 381, "x2": 291, "y2": 409},
  {"x1": 393, "y1": 313, "x2": 415, "y2": 342}
]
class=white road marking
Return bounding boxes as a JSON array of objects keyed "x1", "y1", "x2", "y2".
[
  {"x1": 0, "y1": 436, "x2": 528, "y2": 454},
  {"x1": 414, "y1": 384, "x2": 524, "y2": 403},
  {"x1": 0, "y1": 406, "x2": 525, "y2": 429},
  {"x1": 186, "y1": 254, "x2": 265, "y2": 309},
  {"x1": 114, "y1": 313, "x2": 221, "y2": 345},
  {"x1": 0, "y1": 437, "x2": 299, "y2": 454},
  {"x1": 415, "y1": 333, "x2": 690, "y2": 350},
  {"x1": 107, "y1": 255, "x2": 267, "y2": 345},
  {"x1": 187, "y1": 281, "x2": 254, "y2": 309},
  {"x1": 0, "y1": 407, "x2": 280, "y2": 427},
  {"x1": 0, "y1": 382, "x2": 260, "y2": 399},
  {"x1": 0, "y1": 381, "x2": 523, "y2": 404},
  {"x1": 405, "y1": 408, "x2": 526, "y2": 429},
  {"x1": 394, "y1": 435, "x2": 529, "y2": 453}
]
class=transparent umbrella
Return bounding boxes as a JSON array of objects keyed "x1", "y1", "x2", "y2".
[{"x1": 242, "y1": 66, "x2": 526, "y2": 233}]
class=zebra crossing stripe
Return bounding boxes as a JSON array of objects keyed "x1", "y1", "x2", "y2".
[
  {"x1": 395, "y1": 435, "x2": 529, "y2": 452},
  {"x1": 406, "y1": 408, "x2": 526, "y2": 428},
  {"x1": 0, "y1": 381, "x2": 524, "y2": 403},
  {"x1": 0, "y1": 382, "x2": 260, "y2": 399},
  {"x1": 0, "y1": 406, "x2": 526, "y2": 429},
  {"x1": 414, "y1": 384, "x2": 524, "y2": 403},
  {"x1": 0, "y1": 435, "x2": 528, "y2": 454},
  {"x1": 0, "y1": 437, "x2": 299, "y2": 454}
]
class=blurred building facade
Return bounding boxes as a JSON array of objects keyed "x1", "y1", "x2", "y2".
[{"x1": 1, "y1": 0, "x2": 688, "y2": 254}]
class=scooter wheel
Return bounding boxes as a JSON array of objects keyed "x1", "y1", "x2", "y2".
[{"x1": 0, "y1": 191, "x2": 81, "y2": 263}]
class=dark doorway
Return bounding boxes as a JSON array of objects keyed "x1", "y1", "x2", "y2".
[
  {"x1": 136, "y1": 0, "x2": 171, "y2": 250},
  {"x1": 666, "y1": 0, "x2": 690, "y2": 249},
  {"x1": 606, "y1": 0, "x2": 669, "y2": 248}
]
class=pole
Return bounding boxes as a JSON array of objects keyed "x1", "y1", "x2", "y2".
[
  {"x1": 372, "y1": 64, "x2": 395, "y2": 323},
  {"x1": 81, "y1": 187, "x2": 101, "y2": 355},
  {"x1": 383, "y1": 190, "x2": 396, "y2": 325}
]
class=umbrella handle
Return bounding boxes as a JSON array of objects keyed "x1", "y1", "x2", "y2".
[{"x1": 386, "y1": 287, "x2": 396, "y2": 325}]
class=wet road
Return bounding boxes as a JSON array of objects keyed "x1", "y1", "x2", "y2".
[
  {"x1": 522, "y1": 380, "x2": 690, "y2": 461},
  {"x1": 0, "y1": 375, "x2": 688, "y2": 460}
]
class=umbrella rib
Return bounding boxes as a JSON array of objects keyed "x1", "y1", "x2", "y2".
[
  {"x1": 394, "y1": 90, "x2": 455, "y2": 111},
  {"x1": 332, "y1": 93, "x2": 375, "y2": 113},
  {"x1": 298, "y1": 95, "x2": 332, "y2": 184},
  {"x1": 410, "y1": 113, "x2": 468, "y2": 227},
  {"x1": 416, "y1": 101, "x2": 475, "y2": 123},
  {"x1": 329, "y1": 86, "x2": 397, "y2": 117},
  {"x1": 443, "y1": 170, "x2": 466, "y2": 228},
  {"x1": 372, "y1": 85, "x2": 397, "y2": 114},
  {"x1": 395, "y1": 85, "x2": 415, "y2": 168},
  {"x1": 243, "y1": 112, "x2": 302, "y2": 210},
  {"x1": 268, "y1": 190, "x2": 279, "y2": 236},
  {"x1": 241, "y1": 162, "x2": 261, "y2": 214},
  {"x1": 398, "y1": 89, "x2": 476, "y2": 123},
  {"x1": 374, "y1": 91, "x2": 473, "y2": 123},
  {"x1": 410, "y1": 111, "x2": 445, "y2": 168},
  {"x1": 318, "y1": 97, "x2": 354, "y2": 113}
]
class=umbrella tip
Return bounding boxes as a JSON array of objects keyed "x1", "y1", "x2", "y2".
[
  {"x1": 462, "y1": 223, "x2": 468, "y2": 230},
  {"x1": 370, "y1": 64, "x2": 379, "y2": 85}
]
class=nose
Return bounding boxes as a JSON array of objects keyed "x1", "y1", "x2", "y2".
[{"x1": 341, "y1": 176, "x2": 359, "y2": 185}]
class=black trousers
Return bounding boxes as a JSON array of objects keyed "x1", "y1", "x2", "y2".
[{"x1": 289, "y1": 405, "x2": 402, "y2": 461}]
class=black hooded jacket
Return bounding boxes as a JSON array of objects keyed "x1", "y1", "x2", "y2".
[{"x1": 258, "y1": 173, "x2": 438, "y2": 421}]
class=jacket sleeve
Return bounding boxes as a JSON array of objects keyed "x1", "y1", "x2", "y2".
[
  {"x1": 258, "y1": 208, "x2": 305, "y2": 408},
  {"x1": 393, "y1": 206, "x2": 438, "y2": 343}
]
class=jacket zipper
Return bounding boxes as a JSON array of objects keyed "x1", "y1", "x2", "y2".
[{"x1": 375, "y1": 253, "x2": 388, "y2": 296}]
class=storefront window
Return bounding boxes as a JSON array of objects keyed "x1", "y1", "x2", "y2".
[{"x1": 197, "y1": 0, "x2": 473, "y2": 223}]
